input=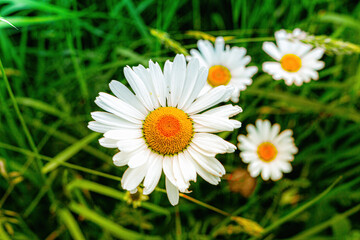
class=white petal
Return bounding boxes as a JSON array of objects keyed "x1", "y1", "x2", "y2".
[
  {"x1": 262, "y1": 42, "x2": 282, "y2": 61},
  {"x1": 192, "y1": 133, "x2": 236, "y2": 154},
  {"x1": 108, "y1": 80, "x2": 148, "y2": 115},
  {"x1": 124, "y1": 66, "x2": 155, "y2": 111},
  {"x1": 278, "y1": 161, "x2": 292, "y2": 173},
  {"x1": 189, "y1": 49, "x2": 208, "y2": 67},
  {"x1": 303, "y1": 48, "x2": 325, "y2": 61},
  {"x1": 240, "y1": 151, "x2": 259, "y2": 163},
  {"x1": 169, "y1": 54, "x2": 187, "y2": 107},
  {"x1": 143, "y1": 154, "x2": 163, "y2": 195},
  {"x1": 177, "y1": 58, "x2": 200, "y2": 109},
  {"x1": 129, "y1": 188, "x2": 137, "y2": 194},
  {"x1": 163, "y1": 60, "x2": 173, "y2": 88},
  {"x1": 262, "y1": 120, "x2": 271, "y2": 141},
  {"x1": 270, "y1": 167, "x2": 283, "y2": 181},
  {"x1": 261, "y1": 166, "x2": 271, "y2": 181},
  {"x1": 116, "y1": 138, "x2": 146, "y2": 152},
  {"x1": 273, "y1": 129, "x2": 293, "y2": 145},
  {"x1": 191, "y1": 159, "x2": 221, "y2": 185},
  {"x1": 203, "y1": 104, "x2": 242, "y2": 118},
  {"x1": 187, "y1": 146, "x2": 225, "y2": 177},
  {"x1": 197, "y1": 40, "x2": 215, "y2": 65},
  {"x1": 269, "y1": 124, "x2": 281, "y2": 141},
  {"x1": 192, "y1": 114, "x2": 241, "y2": 132},
  {"x1": 248, "y1": 161, "x2": 262, "y2": 177},
  {"x1": 166, "y1": 177, "x2": 179, "y2": 206},
  {"x1": 163, "y1": 155, "x2": 176, "y2": 186},
  {"x1": 88, "y1": 121, "x2": 116, "y2": 133},
  {"x1": 246, "y1": 124, "x2": 262, "y2": 144},
  {"x1": 172, "y1": 154, "x2": 189, "y2": 192},
  {"x1": 132, "y1": 65, "x2": 160, "y2": 109},
  {"x1": 121, "y1": 165, "x2": 147, "y2": 190},
  {"x1": 186, "y1": 85, "x2": 233, "y2": 115},
  {"x1": 95, "y1": 93, "x2": 143, "y2": 123},
  {"x1": 99, "y1": 137, "x2": 118, "y2": 148},
  {"x1": 179, "y1": 151, "x2": 197, "y2": 183},
  {"x1": 149, "y1": 61, "x2": 167, "y2": 107},
  {"x1": 113, "y1": 151, "x2": 130, "y2": 166},
  {"x1": 127, "y1": 146, "x2": 150, "y2": 168},
  {"x1": 237, "y1": 135, "x2": 257, "y2": 151},
  {"x1": 104, "y1": 129, "x2": 142, "y2": 140},
  {"x1": 91, "y1": 111, "x2": 141, "y2": 129},
  {"x1": 181, "y1": 66, "x2": 208, "y2": 111}
]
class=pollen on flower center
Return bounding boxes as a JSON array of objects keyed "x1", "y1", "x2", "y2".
[
  {"x1": 207, "y1": 65, "x2": 231, "y2": 87},
  {"x1": 257, "y1": 142, "x2": 277, "y2": 162},
  {"x1": 280, "y1": 54, "x2": 302, "y2": 72},
  {"x1": 143, "y1": 107, "x2": 193, "y2": 155}
]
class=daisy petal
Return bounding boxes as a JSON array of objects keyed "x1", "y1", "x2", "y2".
[{"x1": 166, "y1": 177, "x2": 179, "y2": 206}]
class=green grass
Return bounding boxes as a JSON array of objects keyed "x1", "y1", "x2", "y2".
[{"x1": 1, "y1": 0, "x2": 360, "y2": 239}]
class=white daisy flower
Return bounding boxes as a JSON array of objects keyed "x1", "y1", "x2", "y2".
[
  {"x1": 237, "y1": 119, "x2": 298, "y2": 181},
  {"x1": 88, "y1": 54, "x2": 242, "y2": 205},
  {"x1": 188, "y1": 36, "x2": 258, "y2": 103},
  {"x1": 262, "y1": 29, "x2": 325, "y2": 86}
]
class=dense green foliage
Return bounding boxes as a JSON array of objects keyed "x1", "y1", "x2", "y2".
[{"x1": 0, "y1": 0, "x2": 360, "y2": 239}]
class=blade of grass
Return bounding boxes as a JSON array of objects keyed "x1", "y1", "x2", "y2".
[
  {"x1": 0, "y1": 16, "x2": 73, "y2": 29},
  {"x1": 58, "y1": 208, "x2": 86, "y2": 240},
  {"x1": 251, "y1": 176, "x2": 342, "y2": 239},
  {"x1": 123, "y1": 0, "x2": 152, "y2": 48},
  {"x1": 245, "y1": 88, "x2": 360, "y2": 122},
  {"x1": 68, "y1": 202, "x2": 161, "y2": 240},
  {"x1": 41, "y1": 132, "x2": 100, "y2": 174},
  {"x1": 15, "y1": 97, "x2": 68, "y2": 118},
  {"x1": 0, "y1": 221, "x2": 11, "y2": 240},
  {"x1": 66, "y1": 179, "x2": 170, "y2": 216},
  {"x1": 291, "y1": 203, "x2": 360, "y2": 240}
]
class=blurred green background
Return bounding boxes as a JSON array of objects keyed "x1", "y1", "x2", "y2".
[{"x1": 0, "y1": 0, "x2": 360, "y2": 239}]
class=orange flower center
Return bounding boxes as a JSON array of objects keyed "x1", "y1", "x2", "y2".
[
  {"x1": 280, "y1": 54, "x2": 302, "y2": 72},
  {"x1": 207, "y1": 65, "x2": 231, "y2": 87},
  {"x1": 143, "y1": 107, "x2": 193, "y2": 155},
  {"x1": 257, "y1": 142, "x2": 277, "y2": 162}
]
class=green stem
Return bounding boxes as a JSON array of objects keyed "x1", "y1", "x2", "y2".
[{"x1": 179, "y1": 193, "x2": 231, "y2": 217}]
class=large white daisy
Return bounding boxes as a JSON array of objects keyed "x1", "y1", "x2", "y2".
[
  {"x1": 237, "y1": 119, "x2": 298, "y2": 181},
  {"x1": 88, "y1": 54, "x2": 242, "y2": 205},
  {"x1": 262, "y1": 29, "x2": 325, "y2": 86},
  {"x1": 188, "y1": 36, "x2": 258, "y2": 103}
]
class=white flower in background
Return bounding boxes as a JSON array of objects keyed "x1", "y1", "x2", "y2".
[
  {"x1": 262, "y1": 29, "x2": 325, "y2": 86},
  {"x1": 287, "y1": 28, "x2": 308, "y2": 41},
  {"x1": 88, "y1": 54, "x2": 242, "y2": 205},
  {"x1": 188, "y1": 37, "x2": 258, "y2": 103},
  {"x1": 237, "y1": 119, "x2": 298, "y2": 181}
]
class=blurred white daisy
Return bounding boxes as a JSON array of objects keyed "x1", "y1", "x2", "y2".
[
  {"x1": 88, "y1": 54, "x2": 242, "y2": 205},
  {"x1": 188, "y1": 36, "x2": 258, "y2": 103},
  {"x1": 237, "y1": 119, "x2": 298, "y2": 181},
  {"x1": 262, "y1": 29, "x2": 325, "y2": 86}
]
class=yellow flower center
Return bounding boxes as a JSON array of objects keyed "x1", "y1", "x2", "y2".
[
  {"x1": 207, "y1": 65, "x2": 231, "y2": 87},
  {"x1": 280, "y1": 54, "x2": 302, "y2": 72},
  {"x1": 257, "y1": 142, "x2": 277, "y2": 162},
  {"x1": 143, "y1": 107, "x2": 193, "y2": 155}
]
